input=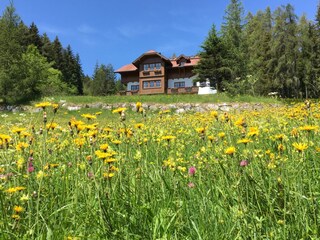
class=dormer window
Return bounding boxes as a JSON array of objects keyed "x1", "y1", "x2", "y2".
[
  {"x1": 144, "y1": 64, "x2": 149, "y2": 71},
  {"x1": 179, "y1": 61, "x2": 186, "y2": 67},
  {"x1": 155, "y1": 63, "x2": 161, "y2": 70}
]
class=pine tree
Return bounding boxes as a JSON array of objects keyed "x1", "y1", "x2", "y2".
[
  {"x1": 26, "y1": 22, "x2": 43, "y2": 50},
  {"x1": 0, "y1": 3, "x2": 24, "y2": 103},
  {"x1": 91, "y1": 64, "x2": 116, "y2": 96},
  {"x1": 244, "y1": 8, "x2": 273, "y2": 95},
  {"x1": 220, "y1": 0, "x2": 247, "y2": 83},
  {"x1": 271, "y1": 4, "x2": 299, "y2": 97},
  {"x1": 40, "y1": 33, "x2": 54, "y2": 62},
  {"x1": 193, "y1": 24, "x2": 228, "y2": 91}
]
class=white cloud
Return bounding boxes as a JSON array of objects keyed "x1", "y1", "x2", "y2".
[{"x1": 77, "y1": 24, "x2": 96, "y2": 34}]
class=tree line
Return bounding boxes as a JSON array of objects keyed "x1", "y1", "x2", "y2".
[
  {"x1": 195, "y1": 0, "x2": 320, "y2": 98},
  {"x1": 0, "y1": 3, "x2": 121, "y2": 104}
]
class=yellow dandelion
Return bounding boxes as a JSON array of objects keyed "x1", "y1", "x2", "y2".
[
  {"x1": 46, "y1": 122, "x2": 58, "y2": 130},
  {"x1": 161, "y1": 135, "x2": 176, "y2": 141},
  {"x1": 112, "y1": 139, "x2": 122, "y2": 145},
  {"x1": 81, "y1": 113, "x2": 97, "y2": 120},
  {"x1": 11, "y1": 214, "x2": 21, "y2": 220},
  {"x1": 112, "y1": 107, "x2": 127, "y2": 114},
  {"x1": 237, "y1": 138, "x2": 253, "y2": 145},
  {"x1": 218, "y1": 132, "x2": 225, "y2": 138},
  {"x1": 12, "y1": 127, "x2": 27, "y2": 134},
  {"x1": 292, "y1": 142, "x2": 308, "y2": 152},
  {"x1": 225, "y1": 146, "x2": 236, "y2": 155},
  {"x1": 299, "y1": 125, "x2": 318, "y2": 132},
  {"x1": 35, "y1": 102, "x2": 51, "y2": 109},
  {"x1": 100, "y1": 143, "x2": 109, "y2": 151},
  {"x1": 13, "y1": 205, "x2": 24, "y2": 213},
  {"x1": 103, "y1": 172, "x2": 115, "y2": 178},
  {"x1": 134, "y1": 123, "x2": 144, "y2": 129}
]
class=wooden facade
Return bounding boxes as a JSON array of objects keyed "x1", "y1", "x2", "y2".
[{"x1": 115, "y1": 50, "x2": 200, "y2": 95}]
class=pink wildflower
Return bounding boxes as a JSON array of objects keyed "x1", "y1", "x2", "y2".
[
  {"x1": 240, "y1": 160, "x2": 248, "y2": 167},
  {"x1": 188, "y1": 166, "x2": 196, "y2": 176}
]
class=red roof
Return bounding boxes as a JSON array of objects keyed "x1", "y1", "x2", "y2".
[
  {"x1": 170, "y1": 56, "x2": 200, "y2": 68},
  {"x1": 115, "y1": 51, "x2": 200, "y2": 73},
  {"x1": 115, "y1": 63, "x2": 137, "y2": 73}
]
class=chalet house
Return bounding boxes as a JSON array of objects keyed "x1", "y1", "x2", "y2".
[{"x1": 115, "y1": 50, "x2": 200, "y2": 95}]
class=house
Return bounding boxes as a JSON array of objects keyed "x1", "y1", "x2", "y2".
[{"x1": 115, "y1": 50, "x2": 200, "y2": 95}]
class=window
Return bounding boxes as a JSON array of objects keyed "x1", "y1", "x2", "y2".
[
  {"x1": 179, "y1": 61, "x2": 186, "y2": 67},
  {"x1": 150, "y1": 64, "x2": 155, "y2": 70},
  {"x1": 155, "y1": 63, "x2": 161, "y2": 70},
  {"x1": 143, "y1": 80, "x2": 161, "y2": 89},
  {"x1": 144, "y1": 64, "x2": 149, "y2": 71},
  {"x1": 174, "y1": 82, "x2": 185, "y2": 88},
  {"x1": 131, "y1": 85, "x2": 139, "y2": 91}
]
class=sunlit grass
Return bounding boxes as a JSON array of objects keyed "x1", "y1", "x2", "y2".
[{"x1": 41, "y1": 93, "x2": 282, "y2": 105}]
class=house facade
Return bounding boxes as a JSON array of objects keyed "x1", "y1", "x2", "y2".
[{"x1": 115, "y1": 50, "x2": 200, "y2": 95}]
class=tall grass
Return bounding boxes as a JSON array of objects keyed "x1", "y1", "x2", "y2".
[{"x1": 0, "y1": 101, "x2": 319, "y2": 239}]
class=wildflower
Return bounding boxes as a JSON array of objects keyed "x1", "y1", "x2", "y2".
[
  {"x1": 74, "y1": 138, "x2": 85, "y2": 148},
  {"x1": 12, "y1": 127, "x2": 27, "y2": 135},
  {"x1": 52, "y1": 103, "x2": 59, "y2": 113},
  {"x1": 35, "y1": 102, "x2": 51, "y2": 109},
  {"x1": 187, "y1": 182, "x2": 195, "y2": 188},
  {"x1": 103, "y1": 172, "x2": 115, "y2": 178},
  {"x1": 218, "y1": 132, "x2": 225, "y2": 138},
  {"x1": 292, "y1": 142, "x2": 308, "y2": 152},
  {"x1": 177, "y1": 166, "x2": 186, "y2": 172},
  {"x1": 46, "y1": 122, "x2": 58, "y2": 130},
  {"x1": 16, "y1": 142, "x2": 29, "y2": 151},
  {"x1": 247, "y1": 127, "x2": 259, "y2": 137},
  {"x1": 225, "y1": 146, "x2": 236, "y2": 155},
  {"x1": 161, "y1": 135, "x2": 176, "y2": 141},
  {"x1": 95, "y1": 150, "x2": 110, "y2": 159},
  {"x1": 20, "y1": 194, "x2": 29, "y2": 201},
  {"x1": 13, "y1": 205, "x2": 24, "y2": 213},
  {"x1": 134, "y1": 123, "x2": 144, "y2": 129},
  {"x1": 112, "y1": 107, "x2": 127, "y2": 114},
  {"x1": 136, "y1": 102, "x2": 142, "y2": 112},
  {"x1": 111, "y1": 139, "x2": 122, "y2": 145},
  {"x1": 210, "y1": 111, "x2": 218, "y2": 119},
  {"x1": 36, "y1": 170, "x2": 47, "y2": 179},
  {"x1": 5, "y1": 186, "x2": 25, "y2": 194},
  {"x1": 291, "y1": 128, "x2": 298, "y2": 137},
  {"x1": 0, "y1": 134, "x2": 11, "y2": 142},
  {"x1": 237, "y1": 138, "x2": 252, "y2": 145},
  {"x1": 188, "y1": 166, "x2": 196, "y2": 175},
  {"x1": 81, "y1": 113, "x2": 97, "y2": 120},
  {"x1": 235, "y1": 117, "x2": 247, "y2": 128},
  {"x1": 299, "y1": 125, "x2": 318, "y2": 132},
  {"x1": 100, "y1": 143, "x2": 109, "y2": 151},
  {"x1": 196, "y1": 127, "x2": 206, "y2": 134},
  {"x1": 278, "y1": 144, "x2": 285, "y2": 152},
  {"x1": 240, "y1": 160, "x2": 248, "y2": 167},
  {"x1": 11, "y1": 214, "x2": 21, "y2": 220},
  {"x1": 277, "y1": 220, "x2": 285, "y2": 225}
]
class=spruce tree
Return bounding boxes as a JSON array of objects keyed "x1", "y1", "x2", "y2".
[
  {"x1": 220, "y1": 0, "x2": 247, "y2": 83},
  {"x1": 194, "y1": 24, "x2": 228, "y2": 91}
]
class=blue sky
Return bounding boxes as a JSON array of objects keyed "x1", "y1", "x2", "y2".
[{"x1": 0, "y1": 0, "x2": 319, "y2": 77}]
